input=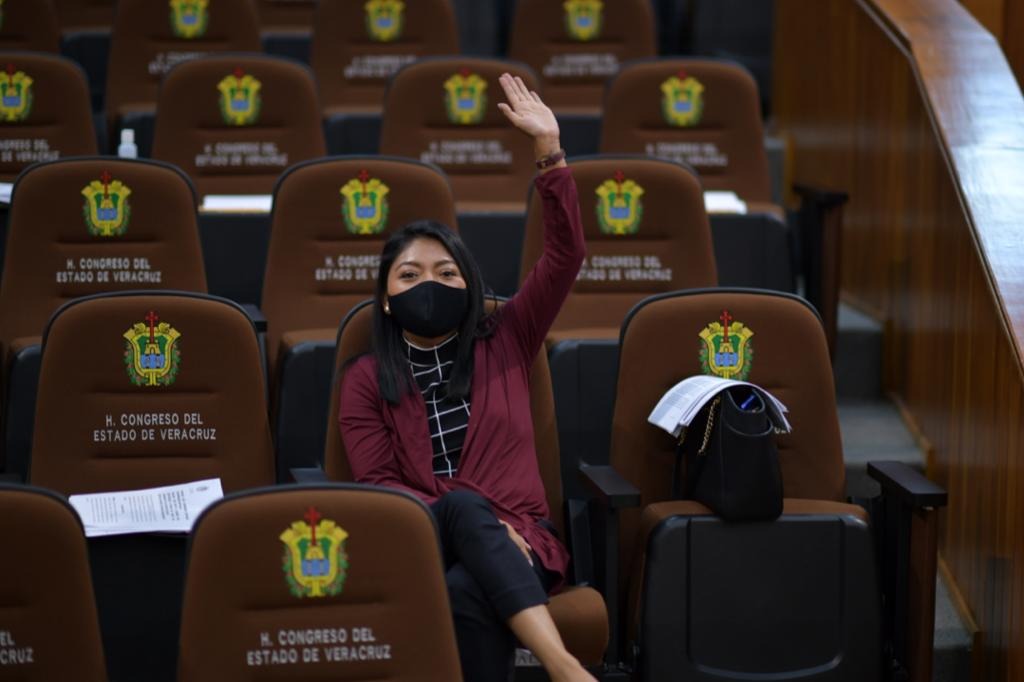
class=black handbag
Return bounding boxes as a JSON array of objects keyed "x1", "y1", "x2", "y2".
[{"x1": 673, "y1": 387, "x2": 783, "y2": 521}]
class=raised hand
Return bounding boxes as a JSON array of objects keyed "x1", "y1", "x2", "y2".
[{"x1": 497, "y1": 73, "x2": 562, "y2": 159}]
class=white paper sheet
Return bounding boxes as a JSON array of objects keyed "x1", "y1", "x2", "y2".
[
  {"x1": 703, "y1": 190, "x2": 748, "y2": 215},
  {"x1": 69, "y1": 478, "x2": 224, "y2": 537},
  {"x1": 648, "y1": 375, "x2": 790, "y2": 438},
  {"x1": 0, "y1": 182, "x2": 13, "y2": 204},
  {"x1": 200, "y1": 194, "x2": 273, "y2": 213}
]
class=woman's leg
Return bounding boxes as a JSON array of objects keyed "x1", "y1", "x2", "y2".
[
  {"x1": 431, "y1": 490, "x2": 595, "y2": 682},
  {"x1": 445, "y1": 563, "x2": 516, "y2": 682}
]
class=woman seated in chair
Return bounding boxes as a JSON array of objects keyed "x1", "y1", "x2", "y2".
[{"x1": 339, "y1": 74, "x2": 592, "y2": 682}]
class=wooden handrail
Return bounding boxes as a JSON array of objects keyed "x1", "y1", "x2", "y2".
[{"x1": 775, "y1": 1, "x2": 1024, "y2": 679}]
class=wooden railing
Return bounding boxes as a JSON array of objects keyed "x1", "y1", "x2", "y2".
[{"x1": 775, "y1": 1, "x2": 1024, "y2": 679}]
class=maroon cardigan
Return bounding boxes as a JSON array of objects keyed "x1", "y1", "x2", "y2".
[{"x1": 338, "y1": 167, "x2": 585, "y2": 585}]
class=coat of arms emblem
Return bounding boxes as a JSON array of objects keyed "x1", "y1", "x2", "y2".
[
  {"x1": 661, "y1": 72, "x2": 705, "y2": 127},
  {"x1": 169, "y1": 0, "x2": 209, "y2": 40},
  {"x1": 564, "y1": 0, "x2": 603, "y2": 42},
  {"x1": 82, "y1": 171, "x2": 132, "y2": 238},
  {"x1": 444, "y1": 70, "x2": 487, "y2": 125},
  {"x1": 0, "y1": 65, "x2": 32, "y2": 123},
  {"x1": 280, "y1": 506, "x2": 350, "y2": 598},
  {"x1": 365, "y1": 0, "x2": 405, "y2": 42},
  {"x1": 595, "y1": 171, "x2": 644, "y2": 235},
  {"x1": 123, "y1": 312, "x2": 182, "y2": 387},
  {"x1": 217, "y1": 68, "x2": 261, "y2": 126},
  {"x1": 699, "y1": 310, "x2": 754, "y2": 380},
  {"x1": 340, "y1": 170, "x2": 390, "y2": 235}
]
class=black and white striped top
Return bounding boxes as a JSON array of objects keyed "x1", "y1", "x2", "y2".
[{"x1": 406, "y1": 335, "x2": 471, "y2": 478}]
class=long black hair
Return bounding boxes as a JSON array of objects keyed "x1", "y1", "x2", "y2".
[{"x1": 372, "y1": 220, "x2": 492, "y2": 405}]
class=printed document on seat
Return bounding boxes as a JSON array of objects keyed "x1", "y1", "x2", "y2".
[
  {"x1": 648, "y1": 375, "x2": 791, "y2": 438},
  {"x1": 69, "y1": 478, "x2": 224, "y2": 537}
]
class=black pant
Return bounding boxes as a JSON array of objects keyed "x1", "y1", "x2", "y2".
[{"x1": 431, "y1": 490, "x2": 555, "y2": 682}]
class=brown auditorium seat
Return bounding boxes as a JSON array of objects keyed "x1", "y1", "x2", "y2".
[
  {"x1": 591, "y1": 289, "x2": 944, "y2": 680},
  {"x1": 379, "y1": 58, "x2": 540, "y2": 211},
  {"x1": 178, "y1": 484, "x2": 463, "y2": 681},
  {"x1": 263, "y1": 156, "x2": 456, "y2": 375},
  {"x1": 258, "y1": 0, "x2": 316, "y2": 29},
  {"x1": 104, "y1": 0, "x2": 260, "y2": 132},
  {"x1": 0, "y1": 158, "x2": 206, "y2": 479},
  {"x1": 28, "y1": 291, "x2": 275, "y2": 681},
  {"x1": 311, "y1": 0, "x2": 458, "y2": 116},
  {"x1": 508, "y1": 0, "x2": 655, "y2": 114},
  {"x1": 54, "y1": 0, "x2": 114, "y2": 30},
  {"x1": 0, "y1": 0, "x2": 60, "y2": 53},
  {"x1": 151, "y1": 54, "x2": 326, "y2": 196},
  {"x1": 0, "y1": 52, "x2": 96, "y2": 182},
  {"x1": 519, "y1": 156, "x2": 716, "y2": 342},
  {"x1": 600, "y1": 58, "x2": 773, "y2": 203},
  {"x1": 0, "y1": 484, "x2": 107, "y2": 681},
  {"x1": 30, "y1": 291, "x2": 273, "y2": 494},
  {"x1": 323, "y1": 302, "x2": 609, "y2": 669}
]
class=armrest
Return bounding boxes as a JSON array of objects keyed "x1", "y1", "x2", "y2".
[
  {"x1": 868, "y1": 461, "x2": 947, "y2": 508},
  {"x1": 793, "y1": 183, "x2": 849, "y2": 207},
  {"x1": 290, "y1": 467, "x2": 329, "y2": 484},
  {"x1": 240, "y1": 303, "x2": 268, "y2": 334},
  {"x1": 579, "y1": 463, "x2": 641, "y2": 510}
]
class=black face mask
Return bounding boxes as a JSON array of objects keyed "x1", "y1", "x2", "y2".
[{"x1": 388, "y1": 280, "x2": 469, "y2": 339}]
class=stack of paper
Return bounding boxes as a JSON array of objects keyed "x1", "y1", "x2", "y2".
[
  {"x1": 200, "y1": 194, "x2": 273, "y2": 213},
  {"x1": 0, "y1": 182, "x2": 13, "y2": 204},
  {"x1": 703, "y1": 190, "x2": 748, "y2": 215},
  {"x1": 69, "y1": 478, "x2": 224, "y2": 537},
  {"x1": 648, "y1": 375, "x2": 791, "y2": 438}
]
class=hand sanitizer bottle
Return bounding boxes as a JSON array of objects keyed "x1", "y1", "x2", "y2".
[{"x1": 117, "y1": 129, "x2": 138, "y2": 159}]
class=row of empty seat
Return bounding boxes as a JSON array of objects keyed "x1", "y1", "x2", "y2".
[{"x1": 0, "y1": 50, "x2": 772, "y2": 206}]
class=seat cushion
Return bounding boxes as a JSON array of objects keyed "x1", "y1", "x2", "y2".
[{"x1": 548, "y1": 585, "x2": 608, "y2": 666}]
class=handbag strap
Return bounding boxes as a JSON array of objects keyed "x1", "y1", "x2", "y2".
[{"x1": 672, "y1": 396, "x2": 720, "y2": 499}]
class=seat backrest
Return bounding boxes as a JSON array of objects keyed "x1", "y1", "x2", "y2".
[
  {"x1": 311, "y1": 0, "x2": 458, "y2": 113},
  {"x1": 178, "y1": 484, "x2": 462, "y2": 681},
  {"x1": 258, "y1": 0, "x2": 315, "y2": 29},
  {"x1": 54, "y1": 0, "x2": 114, "y2": 30},
  {"x1": 507, "y1": 0, "x2": 655, "y2": 113},
  {"x1": 379, "y1": 58, "x2": 540, "y2": 210},
  {"x1": 0, "y1": 52, "x2": 96, "y2": 181},
  {"x1": 0, "y1": 484, "x2": 107, "y2": 681},
  {"x1": 29, "y1": 291, "x2": 274, "y2": 495},
  {"x1": 600, "y1": 58, "x2": 772, "y2": 202},
  {"x1": 323, "y1": 301, "x2": 566, "y2": 536},
  {"x1": 151, "y1": 54, "x2": 326, "y2": 196},
  {"x1": 0, "y1": 158, "x2": 207, "y2": 353},
  {"x1": 104, "y1": 0, "x2": 260, "y2": 124},
  {"x1": 261, "y1": 156, "x2": 457, "y2": 372},
  {"x1": 609, "y1": 289, "x2": 846, "y2": 578},
  {"x1": 0, "y1": 0, "x2": 60, "y2": 53},
  {"x1": 519, "y1": 156, "x2": 716, "y2": 335}
]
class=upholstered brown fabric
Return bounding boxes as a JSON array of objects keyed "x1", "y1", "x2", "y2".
[
  {"x1": 0, "y1": 158, "x2": 207, "y2": 357},
  {"x1": 258, "y1": 0, "x2": 315, "y2": 28},
  {"x1": 0, "y1": 0, "x2": 60, "y2": 53},
  {"x1": 261, "y1": 157, "x2": 457, "y2": 377},
  {"x1": 151, "y1": 54, "x2": 326, "y2": 196},
  {"x1": 29, "y1": 292, "x2": 274, "y2": 495},
  {"x1": 311, "y1": 0, "x2": 458, "y2": 114},
  {"x1": 520, "y1": 156, "x2": 716, "y2": 337},
  {"x1": 508, "y1": 0, "x2": 655, "y2": 114},
  {"x1": 178, "y1": 485, "x2": 462, "y2": 681},
  {"x1": 609, "y1": 290, "x2": 847, "y2": 624},
  {"x1": 0, "y1": 52, "x2": 96, "y2": 181},
  {"x1": 600, "y1": 59, "x2": 772, "y2": 202},
  {"x1": 323, "y1": 302, "x2": 608, "y2": 664},
  {"x1": 104, "y1": 0, "x2": 260, "y2": 126},
  {"x1": 0, "y1": 486, "x2": 107, "y2": 681},
  {"x1": 54, "y1": 0, "x2": 113, "y2": 29},
  {"x1": 379, "y1": 58, "x2": 540, "y2": 210}
]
